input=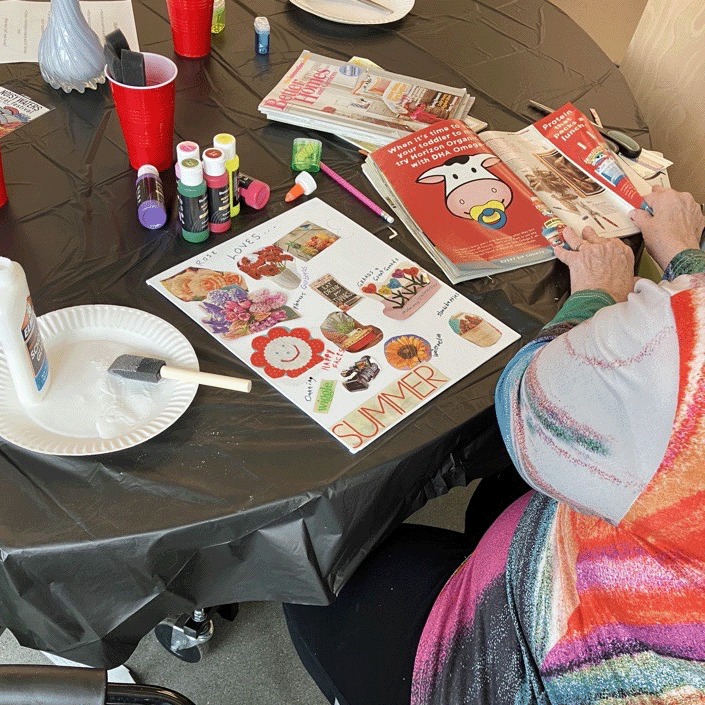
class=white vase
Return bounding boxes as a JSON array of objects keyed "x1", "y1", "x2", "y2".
[{"x1": 38, "y1": 0, "x2": 106, "y2": 93}]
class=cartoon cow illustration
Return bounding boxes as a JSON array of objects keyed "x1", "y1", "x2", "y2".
[{"x1": 416, "y1": 153, "x2": 513, "y2": 229}]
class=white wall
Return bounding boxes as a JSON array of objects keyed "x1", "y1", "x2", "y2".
[{"x1": 620, "y1": 0, "x2": 705, "y2": 202}]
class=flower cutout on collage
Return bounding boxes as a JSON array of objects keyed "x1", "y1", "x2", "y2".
[
  {"x1": 360, "y1": 264, "x2": 440, "y2": 320},
  {"x1": 200, "y1": 286, "x2": 300, "y2": 340},
  {"x1": 161, "y1": 267, "x2": 247, "y2": 302},
  {"x1": 250, "y1": 328, "x2": 325, "y2": 379},
  {"x1": 384, "y1": 334, "x2": 432, "y2": 370},
  {"x1": 237, "y1": 245, "x2": 301, "y2": 290}
]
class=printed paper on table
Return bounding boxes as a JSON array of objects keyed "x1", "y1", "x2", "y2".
[
  {"x1": 0, "y1": 88, "x2": 51, "y2": 138},
  {"x1": 148, "y1": 200, "x2": 519, "y2": 453}
]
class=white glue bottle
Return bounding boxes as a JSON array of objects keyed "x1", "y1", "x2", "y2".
[{"x1": 0, "y1": 257, "x2": 51, "y2": 405}]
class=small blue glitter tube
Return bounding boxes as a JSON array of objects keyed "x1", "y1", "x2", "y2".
[{"x1": 254, "y1": 17, "x2": 270, "y2": 55}]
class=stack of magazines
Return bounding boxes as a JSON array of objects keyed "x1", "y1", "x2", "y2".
[{"x1": 258, "y1": 50, "x2": 475, "y2": 149}]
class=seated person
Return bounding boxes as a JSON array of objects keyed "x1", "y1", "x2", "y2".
[{"x1": 283, "y1": 186, "x2": 705, "y2": 705}]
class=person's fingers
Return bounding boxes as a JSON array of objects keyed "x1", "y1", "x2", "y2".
[
  {"x1": 561, "y1": 227, "x2": 583, "y2": 251},
  {"x1": 581, "y1": 226, "x2": 601, "y2": 244},
  {"x1": 651, "y1": 184, "x2": 665, "y2": 193},
  {"x1": 629, "y1": 208, "x2": 651, "y2": 230},
  {"x1": 553, "y1": 245, "x2": 574, "y2": 264}
]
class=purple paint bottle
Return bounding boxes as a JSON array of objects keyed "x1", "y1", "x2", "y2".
[{"x1": 136, "y1": 164, "x2": 167, "y2": 230}]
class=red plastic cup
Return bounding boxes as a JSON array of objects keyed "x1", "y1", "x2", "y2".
[
  {"x1": 0, "y1": 148, "x2": 7, "y2": 208},
  {"x1": 107, "y1": 53, "x2": 178, "y2": 172},
  {"x1": 166, "y1": 0, "x2": 214, "y2": 58}
]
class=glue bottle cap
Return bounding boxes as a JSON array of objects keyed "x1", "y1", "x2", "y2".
[
  {"x1": 213, "y1": 133, "x2": 237, "y2": 162},
  {"x1": 180, "y1": 158, "x2": 203, "y2": 187},
  {"x1": 285, "y1": 171, "x2": 317, "y2": 202},
  {"x1": 137, "y1": 164, "x2": 159, "y2": 179},
  {"x1": 254, "y1": 16, "x2": 270, "y2": 33},
  {"x1": 203, "y1": 148, "x2": 226, "y2": 176}
]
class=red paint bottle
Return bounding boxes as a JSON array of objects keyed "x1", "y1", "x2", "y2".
[
  {"x1": 202, "y1": 148, "x2": 231, "y2": 233},
  {"x1": 0, "y1": 148, "x2": 8, "y2": 208}
]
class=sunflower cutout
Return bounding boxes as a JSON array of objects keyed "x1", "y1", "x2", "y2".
[
  {"x1": 384, "y1": 335, "x2": 432, "y2": 370},
  {"x1": 251, "y1": 327, "x2": 325, "y2": 379}
]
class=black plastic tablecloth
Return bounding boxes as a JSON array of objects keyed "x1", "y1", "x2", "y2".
[{"x1": 0, "y1": 0, "x2": 648, "y2": 667}]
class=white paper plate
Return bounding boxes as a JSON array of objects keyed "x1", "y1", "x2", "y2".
[
  {"x1": 0, "y1": 305, "x2": 198, "y2": 456},
  {"x1": 289, "y1": 0, "x2": 414, "y2": 25}
]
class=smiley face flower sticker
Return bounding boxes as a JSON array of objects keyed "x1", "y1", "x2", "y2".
[{"x1": 251, "y1": 327, "x2": 325, "y2": 379}]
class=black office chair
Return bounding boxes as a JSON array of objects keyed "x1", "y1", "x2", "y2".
[{"x1": 0, "y1": 665, "x2": 194, "y2": 705}]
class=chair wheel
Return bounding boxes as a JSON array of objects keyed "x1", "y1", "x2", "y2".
[{"x1": 154, "y1": 617, "x2": 214, "y2": 663}]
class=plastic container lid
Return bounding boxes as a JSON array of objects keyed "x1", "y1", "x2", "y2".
[
  {"x1": 202, "y1": 148, "x2": 226, "y2": 176},
  {"x1": 137, "y1": 164, "x2": 159, "y2": 178},
  {"x1": 213, "y1": 134, "x2": 237, "y2": 162},
  {"x1": 254, "y1": 17, "x2": 270, "y2": 33},
  {"x1": 180, "y1": 158, "x2": 204, "y2": 186}
]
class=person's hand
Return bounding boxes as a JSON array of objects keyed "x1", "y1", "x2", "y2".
[
  {"x1": 553, "y1": 226, "x2": 635, "y2": 302},
  {"x1": 629, "y1": 186, "x2": 705, "y2": 270}
]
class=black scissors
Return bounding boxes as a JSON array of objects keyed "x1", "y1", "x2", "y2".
[{"x1": 528, "y1": 100, "x2": 642, "y2": 159}]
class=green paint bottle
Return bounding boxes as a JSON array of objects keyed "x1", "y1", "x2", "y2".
[{"x1": 177, "y1": 158, "x2": 209, "y2": 243}]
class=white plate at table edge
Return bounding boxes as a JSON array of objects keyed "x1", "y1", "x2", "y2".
[
  {"x1": 0, "y1": 305, "x2": 198, "y2": 456},
  {"x1": 289, "y1": 0, "x2": 414, "y2": 25}
]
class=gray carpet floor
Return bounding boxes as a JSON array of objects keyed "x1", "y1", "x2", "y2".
[{"x1": 0, "y1": 482, "x2": 476, "y2": 705}]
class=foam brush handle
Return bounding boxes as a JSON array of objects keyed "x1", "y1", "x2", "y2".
[{"x1": 160, "y1": 365, "x2": 252, "y2": 393}]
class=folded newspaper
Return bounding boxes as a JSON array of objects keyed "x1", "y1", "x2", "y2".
[{"x1": 258, "y1": 50, "x2": 475, "y2": 148}]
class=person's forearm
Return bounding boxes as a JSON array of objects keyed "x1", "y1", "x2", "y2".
[{"x1": 663, "y1": 248, "x2": 705, "y2": 280}]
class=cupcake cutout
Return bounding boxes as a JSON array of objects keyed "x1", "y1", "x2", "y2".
[{"x1": 449, "y1": 313, "x2": 501, "y2": 347}]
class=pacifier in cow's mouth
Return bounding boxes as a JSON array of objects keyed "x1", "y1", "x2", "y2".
[{"x1": 468, "y1": 200, "x2": 507, "y2": 229}]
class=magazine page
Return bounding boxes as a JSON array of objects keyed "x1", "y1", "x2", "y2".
[
  {"x1": 147, "y1": 200, "x2": 519, "y2": 453},
  {"x1": 531, "y1": 103, "x2": 648, "y2": 212},
  {"x1": 0, "y1": 87, "x2": 51, "y2": 137},
  {"x1": 481, "y1": 127, "x2": 640, "y2": 238},
  {"x1": 258, "y1": 50, "x2": 472, "y2": 145},
  {"x1": 365, "y1": 120, "x2": 565, "y2": 280}
]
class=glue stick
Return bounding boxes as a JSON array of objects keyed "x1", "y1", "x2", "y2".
[
  {"x1": 0, "y1": 258, "x2": 51, "y2": 406},
  {"x1": 213, "y1": 133, "x2": 240, "y2": 217}
]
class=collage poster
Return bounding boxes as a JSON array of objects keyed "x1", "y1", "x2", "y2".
[{"x1": 148, "y1": 200, "x2": 519, "y2": 452}]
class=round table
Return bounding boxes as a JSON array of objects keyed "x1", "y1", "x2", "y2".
[{"x1": 0, "y1": 0, "x2": 648, "y2": 668}]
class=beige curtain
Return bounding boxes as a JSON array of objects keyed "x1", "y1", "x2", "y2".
[{"x1": 620, "y1": 0, "x2": 705, "y2": 203}]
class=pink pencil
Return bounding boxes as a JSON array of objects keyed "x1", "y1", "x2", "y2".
[{"x1": 319, "y1": 161, "x2": 394, "y2": 224}]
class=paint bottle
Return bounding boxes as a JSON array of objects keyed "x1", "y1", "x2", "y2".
[
  {"x1": 254, "y1": 17, "x2": 270, "y2": 55},
  {"x1": 202, "y1": 147, "x2": 231, "y2": 233},
  {"x1": 0, "y1": 258, "x2": 51, "y2": 406},
  {"x1": 175, "y1": 141, "x2": 200, "y2": 180},
  {"x1": 213, "y1": 133, "x2": 240, "y2": 218},
  {"x1": 211, "y1": 0, "x2": 225, "y2": 33},
  {"x1": 177, "y1": 158, "x2": 209, "y2": 243},
  {"x1": 135, "y1": 164, "x2": 167, "y2": 230},
  {"x1": 0, "y1": 148, "x2": 8, "y2": 208},
  {"x1": 238, "y1": 173, "x2": 271, "y2": 210}
]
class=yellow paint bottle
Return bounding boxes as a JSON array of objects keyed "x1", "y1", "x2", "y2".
[{"x1": 213, "y1": 133, "x2": 240, "y2": 217}]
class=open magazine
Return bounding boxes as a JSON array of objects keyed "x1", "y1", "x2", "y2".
[
  {"x1": 258, "y1": 50, "x2": 474, "y2": 149},
  {"x1": 363, "y1": 103, "x2": 650, "y2": 283}
]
